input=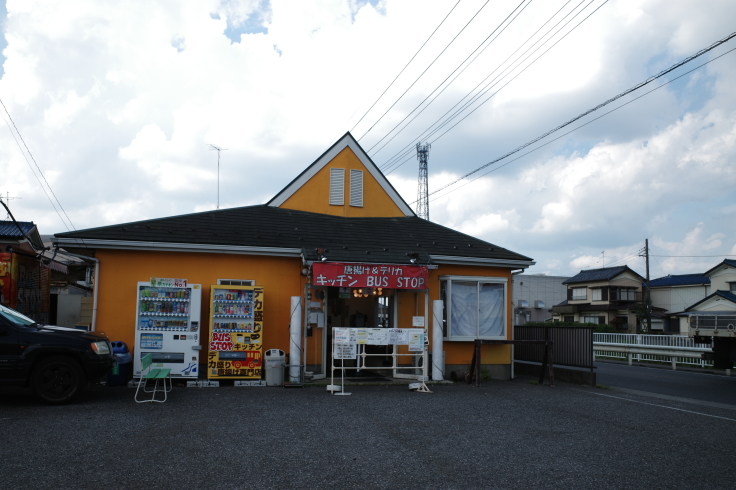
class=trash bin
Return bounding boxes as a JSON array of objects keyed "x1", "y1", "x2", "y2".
[
  {"x1": 265, "y1": 349, "x2": 285, "y2": 386},
  {"x1": 107, "y1": 341, "x2": 133, "y2": 387}
]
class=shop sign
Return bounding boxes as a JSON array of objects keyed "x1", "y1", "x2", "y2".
[
  {"x1": 312, "y1": 263, "x2": 429, "y2": 290},
  {"x1": 150, "y1": 277, "x2": 188, "y2": 288}
]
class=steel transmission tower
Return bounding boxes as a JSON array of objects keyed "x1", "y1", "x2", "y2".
[{"x1": 416, "y1": 142, "x2": 430, "y2": 220}]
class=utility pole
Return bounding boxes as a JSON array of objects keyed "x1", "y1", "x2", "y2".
[
  {"x1": 208, "y1": 145, "x2": 228, "y2": 210},
  {"x1": 639, "y1": 239, "x2": 652, "y2": 333},
  {"x1": 416, "y1": 142, "x2": 430, "y2": 220}
]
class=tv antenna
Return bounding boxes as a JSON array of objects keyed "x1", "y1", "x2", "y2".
[
  {"x1": 1, "y1": 192, "x2": 21, "y2": 219},
  {"x1": 208, "y1": 145, "x2": 228, "y2": 209}
]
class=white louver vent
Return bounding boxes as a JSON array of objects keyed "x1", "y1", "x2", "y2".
[
  {"x1": 350, "y1": 169, "x2": 363, "y2": 207},
  {"x1": 329, "y1": 168, "x2": 344, "y2": 205}
]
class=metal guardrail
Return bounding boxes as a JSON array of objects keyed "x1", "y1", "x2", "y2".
[{"x1": 593, "y1": 333, "x2": 713, "y2": 369}]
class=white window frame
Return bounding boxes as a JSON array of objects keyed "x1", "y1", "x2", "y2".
[
  {"x1": 582, "y1": 315, "x2": 604, "y2": 325},
  {"x1": 591, "y1": 288, "x2": 602, "y2": 301},
  {"x1": 440, "y1": 275, "x2": 508, "y2": 341},
  {"x1": 572, "y1": 287, "x2": 587, "y2": 300},
  {"x1": 329, "y1": 168, "x2": 345, "y2": 205}
]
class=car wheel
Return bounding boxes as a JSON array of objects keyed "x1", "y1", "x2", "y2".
[{"x1": 31, "y1": 356, "x2": 86, "y2": 405}]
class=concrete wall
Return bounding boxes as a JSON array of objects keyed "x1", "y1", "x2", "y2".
[{"x1": 512, "y1": 274, "x2": 569, "y2": 325}]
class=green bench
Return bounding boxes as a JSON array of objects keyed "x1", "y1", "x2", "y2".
[{"x1": 134, "y1": 353, "x2": 172, "y2": 403}]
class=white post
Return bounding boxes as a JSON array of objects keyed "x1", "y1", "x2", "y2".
[
  {"x1": 432, "y1": 300, "x2": 444, "y2": 381},
  {"x1": 289, "y1": 296, "x2": 302, "y2": 383},
  {"x1": 671, "y1": 357, "x2": 677, "y2": 370},
  {"x1": 628, "y1": 353, "x2": 633, "y2": 366}
]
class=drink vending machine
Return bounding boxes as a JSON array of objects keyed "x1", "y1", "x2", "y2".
[
  {"x1": 133, "y1": 281, "x2": 202, "y2": 378},
  {"x1": 207, "y1": 285, "x2": 264, "y2": 380}
]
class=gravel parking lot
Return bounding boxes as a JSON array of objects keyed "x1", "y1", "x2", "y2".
[{"x1": 1, "y1": 377, "x2": 735, "y2": 489}]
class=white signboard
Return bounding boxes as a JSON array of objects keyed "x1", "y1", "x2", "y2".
[
  {"x1": 408, "y1": 331, "x2": 424, "y2": 351},
  {"x1": 412, "y1": 316, "x2": 425, "y2": 327},
  {"x1": 387, "y1": 328, "x2": 406, "y2": 345},
  {"x1": 334, "y1": 328, "x2": 350, "y2": 344},
  {"x1": 334, "y1": 342, "x2": 357, "y2": 360},
  {"x1": 366, "y1": 328, "x2": 388, "y2": 345}
]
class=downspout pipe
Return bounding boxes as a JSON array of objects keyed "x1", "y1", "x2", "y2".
[{"x1": 53, "y1": 247, "x2": 100, "y2": 332}]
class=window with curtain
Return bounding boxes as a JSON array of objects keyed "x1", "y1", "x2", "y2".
[
  {"x1": 572, "y1": 287, "x2": 586, "y2": 300},
  {"x1": 440, "y1": 277, "x2": 507, "y2": 340}
]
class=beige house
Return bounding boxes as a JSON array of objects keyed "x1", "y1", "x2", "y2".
[{"x1": 551, "y1": 266, "x2": 645, "y2": 332}]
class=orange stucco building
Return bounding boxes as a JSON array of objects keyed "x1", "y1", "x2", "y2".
[{"x1": 55, "y1": 133, "x2": 534, "y2": 381}]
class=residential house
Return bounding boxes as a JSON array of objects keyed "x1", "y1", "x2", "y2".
[
  {"x1": 551, "y1": 266, "x2": 646, "y2": 332},
  {"x1": 649, "y1": 273, "x2": 710, "y2": 334}
]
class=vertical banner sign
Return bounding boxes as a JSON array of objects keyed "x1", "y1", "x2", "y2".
[{"x1": 207, "y1": 286, "x2": 265, "y2": 379}]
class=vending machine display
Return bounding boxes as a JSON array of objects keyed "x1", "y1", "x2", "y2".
[
  {"x1": 133, "y1": 281, "x2": 202, "y2": 379},
  {"x1": 207, "y1": 285, "x2": 264, "y2": 379}
]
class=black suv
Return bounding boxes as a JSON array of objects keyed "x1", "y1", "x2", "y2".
[{"x1": 0, "y1": 304, "x2": 115, "y2": 404}]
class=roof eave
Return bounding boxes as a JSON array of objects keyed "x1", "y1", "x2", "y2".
[
  {"x1": 53, "y1": 238, "x2": 303, "y2": 258},
  {"x1": 429, "y1": 254, "x2": 535, "y2": 268}
]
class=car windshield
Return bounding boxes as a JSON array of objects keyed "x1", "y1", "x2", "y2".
[{"x1": 0, "y1": 304, "x2": 38, "y2": 328}]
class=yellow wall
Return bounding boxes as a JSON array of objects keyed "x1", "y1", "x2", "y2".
[
  {"x1": 93, "y1": 253, "x2": 514, "y2": 375},
  {"x1": 278, "y1": 147, "x2": 406, "y2": 217},
  {"x1": 94, "y1": 249, "x2": 304, "y2": 356}
]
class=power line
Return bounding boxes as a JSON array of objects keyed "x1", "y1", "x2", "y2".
[
  {"x1": 0, "y1": 97, "x2": 80, "y2": 237},
  {"x1": 357, "y1": 0, "x2": 491, "y2": 141},
  {"x1": 366, "y1": 0, "x2": 533, "y2": 155},
  {"x1": 425, "y1": 43, "x2": 736, "y2": 203},
  {"x1": 382, "y1": 0, "x2": 603, "y2": 175},
  {"x1": 651, "y1": 254, "x2": 736, "y2": 258},
  {"x1": 378, "y1": 0, "x2": 581, "y2": 172},
  {"x1": 348, "y1": 0, "x2": 461, "y2": 135}
]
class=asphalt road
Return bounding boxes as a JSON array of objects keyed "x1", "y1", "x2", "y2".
[
  {"x1": 1, "y1": 376, "x2": 735, "y2": 489},
  {"x1": 595, "y1": 361, "x2": 736, "y2": 405}
]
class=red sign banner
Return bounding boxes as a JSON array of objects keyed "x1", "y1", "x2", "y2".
[{"x1": 312, "y1": 263, "x2": 429, "y2": 290}]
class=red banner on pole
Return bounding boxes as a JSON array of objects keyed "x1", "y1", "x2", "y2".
[{"x1": 312, "y1": 263, "x2": 429, "y2": 290}]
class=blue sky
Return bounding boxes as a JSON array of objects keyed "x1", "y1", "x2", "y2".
[{"x1": 0, "y1": 0, "x2": 734, "y2": 279}]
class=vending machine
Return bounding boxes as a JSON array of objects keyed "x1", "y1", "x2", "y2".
[
  {"x1": 207, "y1": 285, "x2": 264, "y2": 380},
  {"x1": 133, "y1": 280, "x2": 202, "y2": 379}
]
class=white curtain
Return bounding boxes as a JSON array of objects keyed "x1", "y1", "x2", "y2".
[
  {"x1": 449, "y1": 281, "x2": 505, "y2": 338},
  {"x1": 450, "y1": 282, "x2": 477, "y2": 337},
  {"x1": 478, "y1": 284, "x2": 504, "y2": 337}
]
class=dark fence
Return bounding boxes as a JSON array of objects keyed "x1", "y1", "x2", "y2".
[{"x1": 514, "y1": 325, "x2": 594, "y2": 371}]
